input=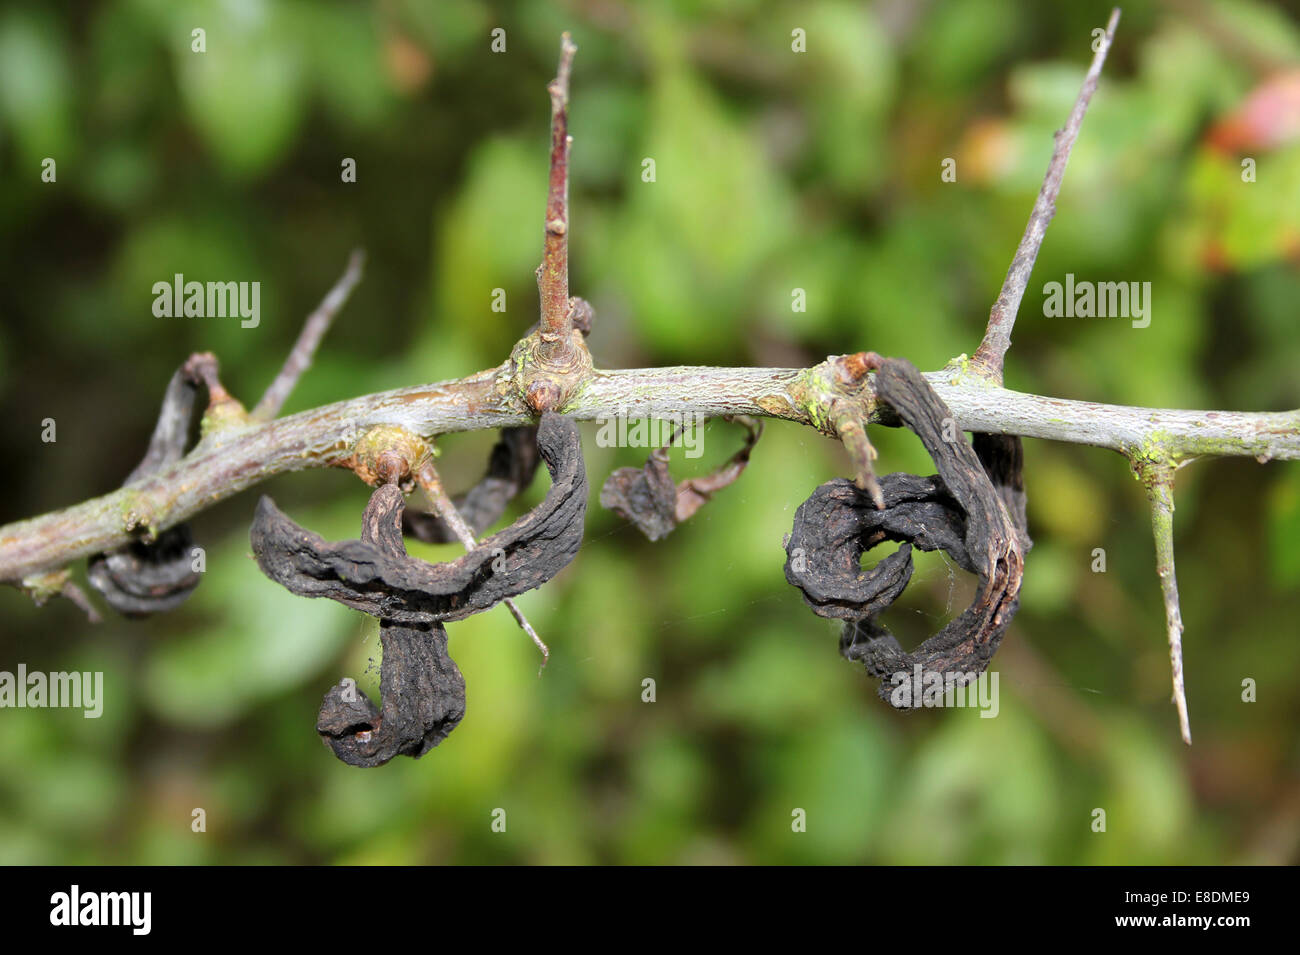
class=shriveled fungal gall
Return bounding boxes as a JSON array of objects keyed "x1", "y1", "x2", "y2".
[
  {"x1": 88, "y1": 526, "x2": 202, "y2": 618},
  {"x1": 784, "y1": 357, "x2": 1029, "y2": 705},
  {"x1": 316, "y1": 619, "x2": 465, "y2": 767},
  {"x1": 601, "y1": 449, "x2": 678, "y2": 541},
  {"x1": 88, "y1": 360, "x2": 214, "y2": 617},
  {"x1": 312, "y1": 483, "x2": 466, "y2": 768},
  {"x1": 600, "y1": 416, "x2": 762, "y2": 541},
  {"x1": 252, "y1": 413, "x2": 586, "y2": 624},
  {"x1": 251, "y1": 413, "x2": 586, "y2": 766}
]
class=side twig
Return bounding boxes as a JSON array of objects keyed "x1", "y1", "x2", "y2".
[
  {"x1": 536, "y1": 33, "x2": 578, "y2": 355},
  {"x1": 972, "y1": 8, "x2": 1120, "y2": 383},
  {"x1": 252, "y1": 249, "x2": 366, "y2": 421}
]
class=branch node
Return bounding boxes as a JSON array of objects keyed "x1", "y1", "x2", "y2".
[
  {"x1": 183, "y1": 352, "x2": 249, "y2": 434},
  {"x1": 20, "y1": 568, "x2": 101, "y2": 623},
  {"x1": 350, "y1": 425, "x2": 432, "y2": 491}
]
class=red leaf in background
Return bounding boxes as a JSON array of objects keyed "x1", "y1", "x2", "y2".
[{"x1": 1207, "y1": 69, "x2": 1300, "y2": 153}]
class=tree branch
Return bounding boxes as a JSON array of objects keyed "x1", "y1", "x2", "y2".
[
  {"x1": 2, "y1": 358, "x2": 1296, "y2": 588},
  {"x1": 2, "y1": 19, "x2": 1295, "y2": 751}
]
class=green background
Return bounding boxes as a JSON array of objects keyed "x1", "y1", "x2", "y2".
[{"x1": 1, "y1": 0, "x2": 1299, "y2": 864}]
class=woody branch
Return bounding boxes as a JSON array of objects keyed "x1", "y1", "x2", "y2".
[{"x1": 0, "y1": 14, "x2": 1294, "y2": 745}]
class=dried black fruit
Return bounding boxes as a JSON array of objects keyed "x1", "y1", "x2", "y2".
[
  {"x1": 784, "y1": 473, "x2": 971, "y2": 620},
  {"x1": 972, "y1": 431, "x2": 1031, "y2": 555},
  {"x1": 88, "y1": 363, "x2": 207, "y2": 617},
  {"x1": 601, "y1": 416, "x2": 761, "y2": 541},
  {"x1": 600, "y1": 449, "x2": 678, "y2": 541},
  {"x1": 314, "y1": 482, "x2": 466, "y2": 768},
  {"x1": 251, "y1": 412, "x2": 586, "y2": 624},
  {"x1": 87, "y1": 525, "x2": 202, "y2": 618},
  {"x1": 316, "y1": 619, "x2": 465, "y2": 767},
  {"x1": 784, "y1": 357, "x2": 1028, "y2": 705},
  {"x1": 257, "y1": 414, "x2": 586, "y2": 768},
  {"x1": 404, "y1": 426, "x2": 541, "y2": 543}
]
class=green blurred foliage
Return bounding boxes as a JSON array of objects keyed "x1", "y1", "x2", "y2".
[{"x1": 1, "y1": 0, "x2": 1299, "y2": 864}]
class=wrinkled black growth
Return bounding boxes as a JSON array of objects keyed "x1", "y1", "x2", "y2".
[
  {"x1": 87, "y1": 525, "x2": 202, "y2": 618},
  {"x1": 599, "y1": 452, "x2": 678, "y2": 541},
  {"x1": 784, "y1": 473, "x2": 971, "y2": 620},
  {"x1": 784, "y1": 358, "x2": 1029, "y2": 707},
  {"x1": 973, "y1": 431, "x2": 1031, "y2": 554},
  {"x1": 251, "y1": 412, "x2": 587, "y2": 624},
  {"x1": 88, "y1": 367, "x2": 204, "y2": 617},
  {"x1": 309, "y1": 482, "x2": 466, "y2": 767},
  {"x1": 316, "y1": 620, "x2": 466, "y2": 767},
  {"x1": 404, "y1": 426, "x2": 541, "y2": 542}
]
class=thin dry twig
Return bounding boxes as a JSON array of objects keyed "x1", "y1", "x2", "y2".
[
  {"x1": 972, "y1": 8, "x2": 1121, "y2": 383},
  {"x1": 252, "y1": 249, "x2": 365, "y2": 421},
  {"x1": 536, "y1": 33, "x2": 578, "y2": 351},
  {"x1": 1144, "y1": 467, "x2": 1192, "y2": 744},
  {"x1": 59, "y1": 581, "x2": 102, "y2": 623},
  {"x1": 415, "y1": 458, "x2": 551, "y2": 669}
]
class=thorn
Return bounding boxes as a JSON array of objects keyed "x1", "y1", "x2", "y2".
[{"x1": 1144, "y1": 466, "x2": 1192, "y2": 744}]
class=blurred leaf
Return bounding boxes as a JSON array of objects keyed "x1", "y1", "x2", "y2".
[
  {"x1": 168, "y1": 0, "x2": 309, "y2": 176},
  {"x1": 885, "y1": 702, "x2": 1061, "y2": 864},
  {"x1": 0, "y1": 9, "x2": 75, "y2": 169}
]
